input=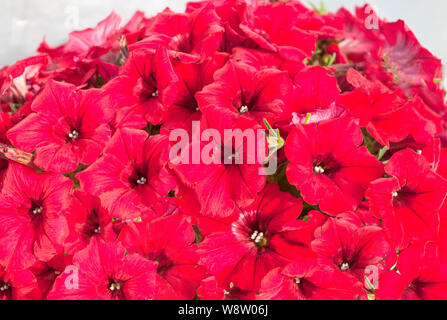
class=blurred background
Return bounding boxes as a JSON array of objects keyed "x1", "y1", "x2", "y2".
[{"x1": 0, "y1": 0, "x2": 446, "y2": 76}]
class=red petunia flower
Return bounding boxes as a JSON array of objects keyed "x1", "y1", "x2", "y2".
[
  {"x1": 130, "y1": 4, "x2": 224, "y2": 62},
  {"x1": 163, "y1": 53, "x2": 228, "y2": 131},
  {"x1": 338, "y1": 68, "x2": 443, "y2": 148},
  {"x1": 279, "y1": 66, "x2": 347, "y2": 130},
  {"x1": 47, "y1": 238, "x2": 157, "y2": 300},
  {"x1": 311, "y1": 215, "x2": 396, "y2": 282},
  {"x1": 197, "y1": 276, "x2": 255, "y2": 301},
  {"x1": 0, "y1": 163, "x2": 71, "y2": 270},
  {"x1": 197, "y1": 60, "x2": 293, "y2": 128},
  {"x1": 119, "y1": 214, "x2": 206, "y2": 300},
  {"x1": 378, "y1": 21, "x2": 443, "y2": 102},
  {"x1": 0, "y1": 112, "x2": 14, "y2": 179},
  {"x1": 285, "y1": 116, "x2": 384, "y2": 215},
  {"x1": 78, "y1": 128, "x2": 175, "y2": 221},
  {"x1": 64, "y1": 190, "x2": 116, "y2": 255},
  {"x1": 376, "y1": 242, "x2": 447, "y2": 300},
  {"x1": 171, "y1": 116, "x2": 267, "y2": 218},
  {"x1": 38, "y1": 12, "x2": 122, "y2": 66},
  {"x1": 0, "y1": 54, "x2": 50, "y2": 110},
  {"x1": 7, "y1": 80, "x2": 113, "y2": 173},
  {"x1": 198, "y1": 184, "x2": 312, "y2": 291},
  {"x1": 366, "y1": 148, "x2": 447, "y2": 250},
  {"x1": 103, "y1": 46, "x2": 178, "y2": 128},
  {"x1": 239, "y1": 1, "x2": 316, "y2": 63},
  {"x1": 336, "y1": 6, "x2": 384, "y2": 64},
  {"x1": 0, "y1": 267, "x2": 41, "y2": 300},
  {"x1": 257, "y1": 256, "x2": 363, "y2": 300}
]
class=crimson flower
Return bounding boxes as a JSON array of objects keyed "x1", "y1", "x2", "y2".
[
  {"x1": 376, "y1": 242, "x2": 447, "y2": 300},
  {"x1": 38, "y1": 12, "x2": 122, "y2": 66},
  {"x1": 258, "y1": 256, "x2": 362, "y2": 300},
  {"x1": 64, "y1": 190, "x2": 116, "y2": 254},
  {"x1": 279, "y1": 66, "x2": 346, "y2": 130},
  {"x1": 7, "y1": 80, "x2": 113, "y2": 173},
  {"x1": 197, "y1": 60, "x2": 293, "y2": 127},
  {"x1": 0, "y1": 267, "x2": 40, "y2": 300},
  {"x1": 239, "y1": 1, "x2": 316, "y2": 63},
  {"x1": 130, "y1": 4, "x2": 224, "y2": 62},
  {"x1": 163, "y1": 53, "x2": 228, "y2": 130},
  {"x1": 366, "y1": 148, "x2": 447, "y2": 250},
  {"x1": 197, "y1": 276, "x2": 255, "y2": 301},
  {"x1": 78, "y1": 128, "x2": 175, "y2": 221},
  {"x1": 47, "y1": 238, "x2": 157, "y2": 300},
  {"x1": 0, "y1": 163, "x2": 71, "y2": 270},
  {"x1": 171, "y1": 116, "x2": 267, "y2": 218},
  {"x1": 286, "y1": 116, "x2": 384, "y2": 215},
  {"x1": 338, "y1": 68, "x2": 443, "y2": 148},
  {"x1": 119, "y1": 214, "x2": 206, "y2": 300},
  {"x1": 103, "y1": 46, "x2": 178, "y2": 128},
  {"x1": 198, "y1": 184, "x2": 311, "y2": 291},
  {"x1": 311, "y1": 215, "x2": 396, "y2": 282}
]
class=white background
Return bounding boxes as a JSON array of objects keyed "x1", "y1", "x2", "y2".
[{"x1": 1, "y1": 0, "x2": 446, "y2": 76}]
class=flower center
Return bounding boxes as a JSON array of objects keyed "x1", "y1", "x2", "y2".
[
  {"x1": 32, "y1": 206, "x2": 43, "y2": 216},
  {"x1": 136, "y1": 177, "x2": 147, "y2": 185},
  {"x1": 392, "y1": 191, "x2": 399, "y2": 198},
  {"x1": 250, "y1": 230, "x2": 268, "y2": 247},
  {"x1": 68, "y1": 130, "x2": 80, "y2": 140},
  {"x1": 94, "y1": 226, "x2": 101, "y2": 234},
  {"x1": 294, "y1": 278, "x2": 302, "y2": 285},
  {"x1": 0, "y1": 282, "x2": 10, "y2": 292},
  {"x1": 239, "y1": 105, "x2": 249, "y2": 114},
  {"x1": 314, "y1": 165, "x2": 325, "y2": 174},
  {"x1": 152, "y1": 90, "x2": 159, "y2": 98},
  {"x1": 340, "y1": 262, "x2": 350, "y2": 271},
  {"x1": 109, "y1": 281, "x2": 123, "y2": 292}
]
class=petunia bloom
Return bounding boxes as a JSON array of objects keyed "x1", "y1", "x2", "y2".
[
  {"x1": 119, "y1": 214, "x2": 206, "y2": 300},
  {"x1": 0, "y1": 163, "x2": 71, "y2": 270},
  {"x1": 78, "y1": 128, "x2": 176, "y2": 221},
  {"x1": 7, "y1": 80, "x2": 113, "y2": 173},
  {"x1": 198, "y1": 184, "x2": 312, "y2": 291},
  {"x1": 366, "y1": 148, "x2": 447, "y2": 250},
  {"x1": 285, "y1": 116, "x2": 384, "y2": 215},
  {"x1": 47, "y1": 238, "x2": 157, "y2": 300}
]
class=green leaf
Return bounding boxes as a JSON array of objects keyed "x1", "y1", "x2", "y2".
[
  {"x1": 264, "y1": 119, "x2": 285, "y2": 160},
  {"x1": 377, "y1": 146, "x2": 387, "y2": 160},
  {"x1": 309, "y1": 1, "x2": 327, "y2": 14},
  {"x1": 192, "y1": 225, "x2": 203, "y2": 245},
  {"x1": 96, "y1": 75, "x2": 105, "y2": 88},
  {"x1": 9, "y1": 103, "x2": 22, "y2": 113},
  {"x1": 304, "y1": 113, "x2": 312, "y2": 125},
  {"x1": 434, "y1": 78, "x2": 443, "y2": 83},
  {"x1": 322, "y1": 53, "x2": 337, "y2": 67}
]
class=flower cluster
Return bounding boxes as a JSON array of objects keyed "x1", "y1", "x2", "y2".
[{"x1": 1, "y1": 0, "x2": 447, "y2": 300}]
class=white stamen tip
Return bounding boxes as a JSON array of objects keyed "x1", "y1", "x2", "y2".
[
  {"x1": 341, "y1": 263, "x2": 350, "y2": 271},
  {"x1": 68, "y1": 130, "x2": 80, "y2": 140},
  {"x1": 251, "y1": 231, "x2": 259, "y2": 240},
  {"x1": 94, "y1": 227, "x2": 101, "y2": 234},
  {"x1": 314, "y1": 166, "x2": 325, "y2": 174},
  {"x1": 251, "y1": 230, "x2": 266, "y2": 244},
  {"x1": 136, "y1": 177, "x2": 147, "y2": 185},
  {"x1": 109, "y1": 282, "x2": 121, "y2": 291},
  {"x1": 294, "y1": 278, "x2": 301, "y2": 285},
  {"x1": 0, "y1": 284, "x2": 10, "y2": 292},
  {"x1": 33, "y1": 207, "x2": 43, "y2": 215},
  {"x1": 240, "y1": 105, "x2": 249, "y2": 114},
  {"x1": 152, "y1": 90, "x2": 159, "y2": 98},
  {"x1": 392, "y1": 191, "x2": 399, "y2": 198}
]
